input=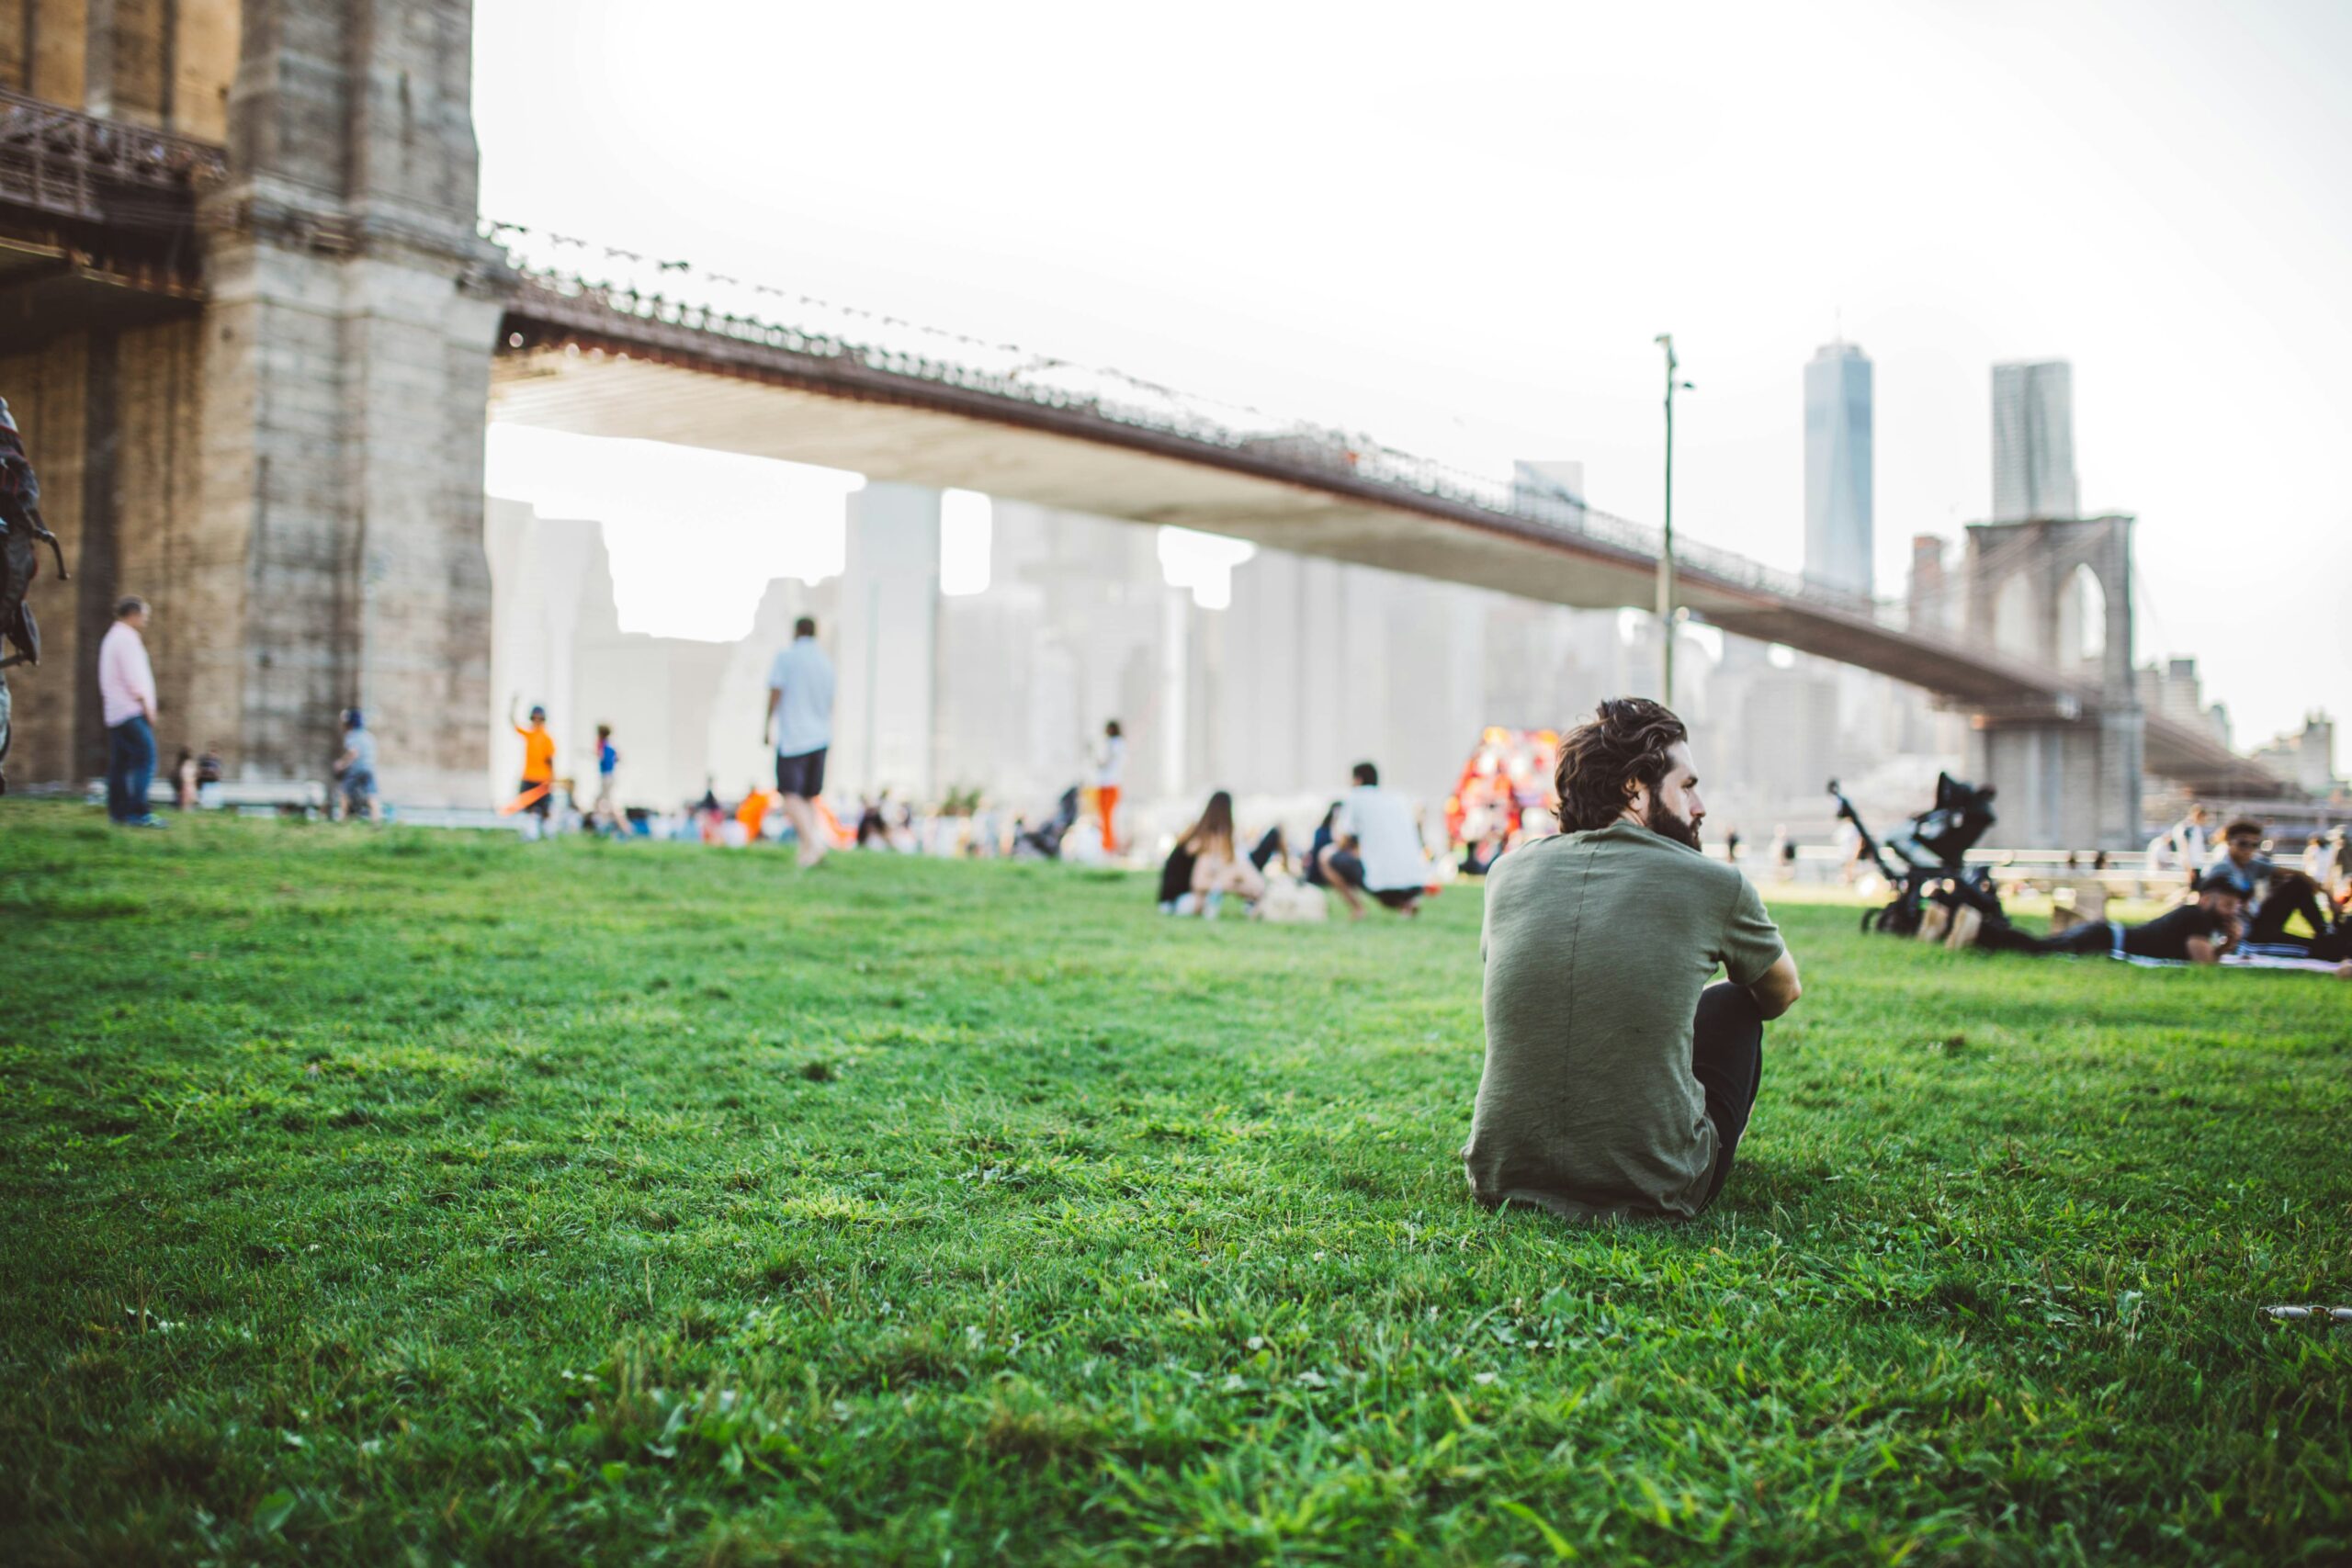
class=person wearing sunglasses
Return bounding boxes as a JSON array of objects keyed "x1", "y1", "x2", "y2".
[{"x1": 2203, "y1": 818, "x2": 2340, "y2": 952}]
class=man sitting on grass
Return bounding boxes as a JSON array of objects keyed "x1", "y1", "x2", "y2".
[
  {"x1": 1463, "y1": 698, "x2": 1803, "y2": 1221},
  {"x1": 1317, "y1": 761, "x2": 1430, "y2": 919},
  {"x1": 2201, "y1": 818, "x2": 2342, "y2": 951}
]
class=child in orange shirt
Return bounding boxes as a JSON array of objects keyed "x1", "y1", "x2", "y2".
[{"x1": 508, "y1": 698, "x2": 557, "y2": 820}]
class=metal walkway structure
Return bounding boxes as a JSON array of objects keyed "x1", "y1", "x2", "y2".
[
  {"x1": 484, "y1": 237, "x2": 2278, "y2": 798},
  {"x1": 0, "y1": 79, "x2": 2291, "y2": 802}
]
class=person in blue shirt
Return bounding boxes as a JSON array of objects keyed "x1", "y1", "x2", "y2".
[
  {"x1": 334, "y1": 708, "x2": 380, "y2": 822},
  {"x1": 592, "y1": 724, "x2": 620, "y2": 817}
]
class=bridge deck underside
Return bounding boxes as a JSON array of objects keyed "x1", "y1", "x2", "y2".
[
  {"x1": 0, "y1": 235, "x2": 200, "y2": 344},
  {"x1": 492, "y1": 348, "x2": 2277, "y2": 797},
  {"x1": 491, "y1": 353, "x2": 1683, "y2": 611}
]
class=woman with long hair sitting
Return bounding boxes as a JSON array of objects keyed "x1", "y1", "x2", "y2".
[{"x1": 1159, "y1": 790, "x2": 1267, "y2": 916}]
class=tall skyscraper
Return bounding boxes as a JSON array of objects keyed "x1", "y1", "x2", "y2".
[
  {"x1": 1991, "y1": 360, "x2": 2078, "y2": 521},
  {"x1": 1804, "y1": 343, "x2": 1873, "y2": 594}
]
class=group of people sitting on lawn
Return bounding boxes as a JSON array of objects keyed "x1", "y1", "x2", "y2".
[
  {"x1": 1156, "y1": 761, "x2": 1434, "y2": 921},
  {"x1": 1982, "y1": 816, "x2": 2352, "y2": 973}
]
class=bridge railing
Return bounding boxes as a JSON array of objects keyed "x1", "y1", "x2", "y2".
[
  {"x1": 0, "y1": 85, "x2": 224, "y2": 230},
  {"x1": 486, "y1": 224, "x2": 2118, "y2": 708}
]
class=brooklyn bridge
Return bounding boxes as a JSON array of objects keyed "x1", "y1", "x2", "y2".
[{"x1": 0, "y1": 1, "x2": 2295, "y2": 845}]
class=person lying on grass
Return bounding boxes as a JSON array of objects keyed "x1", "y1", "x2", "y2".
[
  {"x1": 1977, "y1": 872, "x2": 2351, "y2": 975},
  {"x1": 1463, "y1": 697, "x2": 1804, "y2": 1222},
  {"x1": 1979, "y1": 872, "x2": 2243, "y2": 964}
]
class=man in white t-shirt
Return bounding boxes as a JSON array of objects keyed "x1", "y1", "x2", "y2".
[
  {"x1": 763, "y1": 615, "x2": 836, "y2": 868},
  {"x1": 1318, "y1": 760, "x2": 1430, "y2": 919}
]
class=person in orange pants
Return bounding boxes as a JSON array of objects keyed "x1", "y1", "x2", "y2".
[{"x1": 1095, "y1": 718, "x2": 1125, "y2": 853}]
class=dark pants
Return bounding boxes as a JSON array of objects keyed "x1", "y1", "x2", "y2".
[
  {"x1": 2248, "y1": 876, "x2": 2333, "y2": 946},
  {"x1": 1691, "y1": 983, "x2": 1765, "y2": 1211},
  {"x1": 1326, "y1": 847, "x2": 1420, "y2": 908},
  {"x1": 1964, "y1": 914, "x2": 2116, "y2": 956},
  {"x1": 106, "y1": 716, "x2": 155, "y2": 823},
  {"x1": 774, "y1": 746, "x2": 827, "y2": 800}
]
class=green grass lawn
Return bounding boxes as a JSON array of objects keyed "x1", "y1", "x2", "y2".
[{"x1": 1, "y1": 805, "x2": 2346, "y2": 1565}]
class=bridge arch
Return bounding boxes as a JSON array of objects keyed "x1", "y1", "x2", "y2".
[
  {"x1": 2057, "y1": 561, "x2": 2108, "y2": 671},
  {"x1": 1991, "y1": 570, "x2": 2039, "y2": 662}
]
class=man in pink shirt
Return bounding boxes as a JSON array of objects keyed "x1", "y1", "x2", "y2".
[{"x1": 98, "y1": 595, "x2": 164, "y2": 828}]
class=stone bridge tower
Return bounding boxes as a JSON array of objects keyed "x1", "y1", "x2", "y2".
[
  {"x1": 0, "y1": 0, "x2": 504, "y2": 804},
  {"x1": 1961, "y1": 513, "x2": 2143, "y2": 849}
]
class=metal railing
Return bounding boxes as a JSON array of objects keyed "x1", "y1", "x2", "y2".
[
  {"x1": 0, "y1": 85, "x2": 225, "y2": 229},
  {"x1": 488, "y1": 233, "x2": 1874, "y2": 593},
  {"x1": 491, "y1": 223, "x2": 2102, "y2": 694},
  {"x1": 486, "y1": 227, "x2": 2297, "y2": 795}
]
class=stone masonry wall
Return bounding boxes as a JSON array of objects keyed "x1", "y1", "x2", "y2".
[
  {"x1": 0, "y1": 335, "x2": 87, "y2": 786},
  {"x1": 4, "y1": 3, "x2": 495, "y2": 801},
  {"x1": 114, "y1": 320, "x2": 208, "y2": 762},
  {"x1": 0, "y1": 0, "x2": 238, "y2": 135},
  {"x1": 185, "y1": 0, "x2": 503, "y2": 802},
  {"x1": 0, "y1": 321, "x2": 204, "y2": 787}
]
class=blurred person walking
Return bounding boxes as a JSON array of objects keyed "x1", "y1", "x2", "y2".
[
  {"x1": 764, "y1": 615, "x2": 836, "y2": 869},
  {"x1": 592, "y1": 724, "x2": 620, "y2": 817},
  {"x1": 334, "y1": 708, "x2": 381, "y2": 822},
  {"x1": 2145, "y1": 803, "x2": 2211, "y2": 889},
  {"x1": 1095, "y1": 719, "x2": 1126, "y2": 854},
  {"x1": 98, "y1": 595, "x2": 164, "y2": 828}
]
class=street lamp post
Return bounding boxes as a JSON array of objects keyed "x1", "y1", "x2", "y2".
[{"x1": 1653, "y1": 333, "x2": 1692, "y2": 705}]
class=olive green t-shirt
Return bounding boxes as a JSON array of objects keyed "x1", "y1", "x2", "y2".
[{"x1": 1462, "y1": 821, "x2": 1786, "y2": 1221}]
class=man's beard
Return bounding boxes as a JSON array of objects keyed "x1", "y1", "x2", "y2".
[{"x1": 1645, "y1": 796, "x2": 1702, "y2": 851}]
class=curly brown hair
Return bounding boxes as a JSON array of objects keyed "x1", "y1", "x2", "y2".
[{"x1": 1553, "y1": 698, "x2": 1689, "y2": 833}]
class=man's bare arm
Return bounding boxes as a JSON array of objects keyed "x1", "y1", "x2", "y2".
[
  {"x1": 1748, "y1": 951, "x2": 1803, "y2": 1019},
  {"x1": 763, "y1": 686, "x2": 780, "y2": 744}
]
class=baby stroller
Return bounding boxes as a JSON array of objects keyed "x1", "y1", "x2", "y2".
[
  {"x1": 1828, "y1": 773, "x2": 2006, "y2": 937},
  {"x1": 1012, "y1": 786, "x2": 1080, "y2": 860}
]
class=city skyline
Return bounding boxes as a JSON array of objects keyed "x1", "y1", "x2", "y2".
[{"x1": 470, "y1": 0, "x2": 2352, "y2": 760}]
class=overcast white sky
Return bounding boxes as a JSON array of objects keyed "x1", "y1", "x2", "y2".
[{"x1": 475, "y1": 0, "x2": 2352, "y2": 760}]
